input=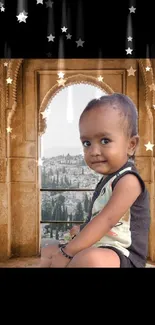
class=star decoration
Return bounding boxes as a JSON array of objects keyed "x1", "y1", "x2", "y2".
[
  {"x1": 11, "y1": 134, "x2": 17, "y2": 140},
  {"x1": 127, "y1": 66, "x2": 136, "y2": 76},
  {"x1": 149, "y1": 84, "x2": 155, "y2": 91},
  {"x1": 1, "y1": 6, "x2": 5, "y2": 12},
  {"x1": 153, "y1": 105, "x2": 155, "y2": 110},
  {"x1": 97, "y1": 76, "x2": 104, "y2": 82},
  {"x1": 37, "y1": 158, "x2": 43, "y2": 166},
  {"x1": 144, "y1": 141, "x2": 154, "y2": 151},
  {"x1": 57, "y1": 79, "x2": 66, "y2": 87},
  {"x1": 76, "y1": 38, "x2": 85, "y2": 47},
  {"x1": 127, "y1": 36, "x2": 132, "y2": 42},
  {"x1": 6, "y1": 77, "x2": 13, "y2": 84},
  {"x1": 36, "y1": 0, "x2": 43, "y2": 4},
  {"x1": 47, "y1": 34, "x2": 55, "y2": 42},
  {"x1": 47, "y1": 52, "x2": 52, "y2": 57},
  {"x1": 4, "y1": 62, "x2": 8, "y2": 67},
  {"x1": 6, "y1": 127, "x2": 12, "y2": 133},
  {"x1": 146, "y1": 66, "x2": 151, "y2": 71},
  {"x1": 57, "y1": 72, "x2": 65, "y2": 78},
  {"x1": 125, "y1": 47, "x2": 133, "y2": 55},
  {"x1": 129, "y1": 6, "x2": 136, "y2": 13},
  {"x1": 45, "y1": 0, "x2": 53, "y2": 8},
  {"x1": 41, "y1": 110, "x2": 50, "y2": 119},
  {"x1": 61, "y1": 26, "x2": 68, "y2": 33},
  {"x1": 16, "y1": 12, "x2": 28, "y2": 23},
  {"x1": 66, "y1": 33, "x2": 72, "y2": 40}
]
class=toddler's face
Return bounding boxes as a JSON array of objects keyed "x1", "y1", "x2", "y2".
[{"x1": 79, "y1": 104, "x2": 132, "y2": 175}]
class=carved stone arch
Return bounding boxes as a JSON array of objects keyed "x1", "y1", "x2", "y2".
[
  {"x1": 39, "y1": 73, "x2": 114, "y2": 136},
  {"x1": 6, "y1": 59, "x2": 23, "y2": 127},
  {"x1": 138, "y1": 58, "x2": 154, "y2": 131}
]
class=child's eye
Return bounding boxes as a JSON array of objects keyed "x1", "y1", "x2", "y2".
[
  {"x1": 82, "y1": 141, "x2": 90, "y2": 147},
  {"x1": 101, "y1": 138, "x2": 110, "y2": 144}
]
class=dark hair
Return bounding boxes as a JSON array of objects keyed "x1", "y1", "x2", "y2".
[{"x1": 79, "y1": 93, "x2": 138, "y2": 161}]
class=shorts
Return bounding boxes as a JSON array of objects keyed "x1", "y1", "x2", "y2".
[{"x1": 99, "y1": 246, "x2": 135, "y2": 268}]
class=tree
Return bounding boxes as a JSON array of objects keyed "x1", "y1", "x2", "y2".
[
  {"x1": 84, "y1": 193, "x2": 89, "y2": 213},
  {"x1": 74, "y1": 202, "x2": 84, "y2": 221}
]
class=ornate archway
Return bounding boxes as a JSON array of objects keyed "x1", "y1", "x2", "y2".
[{"x1": 1, "y1": 58, "x2": 155, "y2": 261}]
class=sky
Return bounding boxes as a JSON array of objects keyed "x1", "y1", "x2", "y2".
[{"x1": 41, "y1": 84, "x2": 107, "y2": 157}]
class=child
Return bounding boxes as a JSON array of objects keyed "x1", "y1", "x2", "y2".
[{"x1": 40, "y1": 93, "x2": 150, "y2": 268}]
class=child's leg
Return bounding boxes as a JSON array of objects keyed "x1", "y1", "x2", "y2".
[
  {"x1": 40, "y1": 242, "x2": 59, "y2": 267},
  {"x1": 67, "y1": 247, "x2": 120, "y2": 268}
]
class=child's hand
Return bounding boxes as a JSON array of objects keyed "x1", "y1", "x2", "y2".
[{"x1": 70, "y1": 225, "x2": 80, "y2": 237}]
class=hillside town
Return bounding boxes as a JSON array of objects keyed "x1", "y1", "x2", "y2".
[{"x1": 41, "y1": 153, "x2": 102, "y2": 242}]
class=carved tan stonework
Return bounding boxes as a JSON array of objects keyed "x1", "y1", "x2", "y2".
[
  {"x1": 11, "y1": 183, "x2": 38, "y2": 256},
  {"x1": 138, "y1": 59, "x2": 154, "y2": 112},
  {"x1": 39, "y1": 73, "x2": 114, "y2": 136},
  {"x1": 0, "y1": 61, "x2": 6, "y2": 158},
  {"x1": 6, "y1": 59, "x2": 23, "y2": 127},
  {"x1": 0, "y1": 183, "x2": 8, "y2": 224},
  {"x1": 11, "y1": 159, "x2": 36, "y2": 182},
  {"x1": 0, "y1": 159, "x2": 6, "y2": 182}
]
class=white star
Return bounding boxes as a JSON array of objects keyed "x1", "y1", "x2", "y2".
[
  {"x1": 37, "y1": 158, "x2": 43, "y2": 166},
  {"x1": 127, "y1": 36, "x2": 132, "y2": 42},
  {"x1": 57, "y1": 72, "x2": 65, "y2": 78},
  {"x1": 6, "y1": 77, "x2": 13, "y2": 84},
  {"x1": 1, "y1": 6, "x2": 5, "y2": 12},
  {"x1": 98, "y1": 76, "x2": 104, "y2": 82},
  {"x1": 16, "y1": 12, "x2": 28, "y2": 23},
  {"x1": 57, "y1": 79, "x2": 66, "y2": 87},
  {"x1": 66, "y1": 33, "x2": 72, "y2": 40},
  {"x1": 144, "y1": 141, "x2": 154, "y2": 151},
  {"x1": 36, "y1": 0, "x2": 43, "y2": 4},
  {"x1": 146, "y1": 66, "x2": 151, "y2": 71},
  {"x1": 153, "y1": 105, "x2": 155, "y2": 110},
  {"x1": 47, "y1": 34, "x2": 55, "y2": 42},
  {"x1": 125, "y1": 47, "x2": 133, "y2": 55},
  {"x1": 61, "y1": 26, "x2": 68, "y2": 33},
  {"x1": 47, "y1": 52, "x2": 52, "y2": 57},
  {"x1": 4, "y1": 62, "x2": 8, "y2": 67},
  {"x1": 149, "y1": 84, "x2": 155, "y2": 91},
  {"x1": 45, "y1": 0, "x2": 53, "y2": 8},
  {"x1": 41, "y1": 110, "x2": 50, "y2": 119},
  {"x1": 6, "y1": 127, "x2": 12, "y2": 133},
  {"x1": 129, "y1": 6, "x2": 136, "y2": 13},
  {"x1": 76, "y1": 38, "x2": 85, "y2": 47},
  {"x1": 127, "y1": 66, "x2": 136, "y2": 76}
]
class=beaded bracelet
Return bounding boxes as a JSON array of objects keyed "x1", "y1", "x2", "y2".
[{"x1": 59, "y1": 246, "x2": 73, "y2": 260}]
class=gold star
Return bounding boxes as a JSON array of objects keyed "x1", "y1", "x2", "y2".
[
  {"x1": 41, "y1": 110, "x2": 50, "y2": 119},
  {"x1": 57, "y1": 72, "x2": 65, "y2": 79},
  {"x1": 6, "y1": 127, "x2": 12, "y2": 133},
  {"x1": 144, "y1": 141, "x2": 154, "y2": 151},
  {"x1": 57, "y1": 79, "x2": 66, "y2": 87},
  {"x1": 149, "y1": 84, "x2": 155, "y2": 91},
  {"x1": 6, "y1": 77, "x2": 13, "y2": 84},
  {"x1": 97, "y1": 76, "x2": 104, "y2": 82},
  {"x1": 11, "y1": 134, "x2": 17, "y2": 139},
  {"x1": 127, "y1": 66, "x2": 136, "y2": 76}
]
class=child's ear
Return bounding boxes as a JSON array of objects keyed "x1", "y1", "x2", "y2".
[{"x1": 128, "y1": 135, "x2": 139, "y2": 156}]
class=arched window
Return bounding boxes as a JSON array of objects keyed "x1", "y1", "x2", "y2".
[{"x1": 40, "y1": 84, "x2": 107, "y2": 247}]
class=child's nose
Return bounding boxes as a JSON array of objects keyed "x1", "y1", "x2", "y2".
[{"x1": 90, "y1": 145, "x2": 102, "y2": 156}]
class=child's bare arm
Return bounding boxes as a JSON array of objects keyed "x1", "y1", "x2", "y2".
[{"x1": 63, "y1": 174, "x2": 142, "y2": 257}]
